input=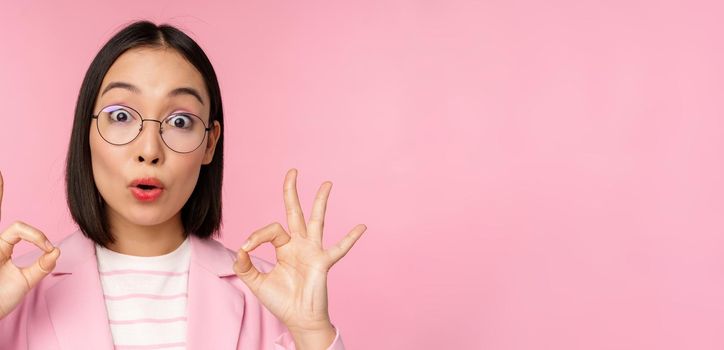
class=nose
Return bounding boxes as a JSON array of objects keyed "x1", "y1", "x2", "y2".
[{"x1": 135, "y1": 119, "x2": 164, "y2": 165}]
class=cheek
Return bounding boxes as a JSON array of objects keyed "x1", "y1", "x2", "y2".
[
  {"x1": 171, "y1": 154, "x2": 205, "y2": 196},
  {"x1": 89, "y1": 130, "x2": 124, "y2": 197}
]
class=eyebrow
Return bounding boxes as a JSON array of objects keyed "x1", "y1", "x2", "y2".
[{"x1": 100, "y1": 81, "x2": 205, "y2": 105}]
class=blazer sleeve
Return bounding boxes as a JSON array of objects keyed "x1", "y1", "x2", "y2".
[
  {"x1": 273, "y1": 325, "x2": 346, "y2": 350},
  {"x1": 0, "y1": 301, "x2": 30, "y2": 350},
  {"x1": 0, "y1": 251, "x2": 49, "y2": 350}
]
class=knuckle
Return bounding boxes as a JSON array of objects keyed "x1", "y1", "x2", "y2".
[
  {"x1": 13, "y1": 221, "x2": 36, "y2": 234},
  {"x1": 11, "y1": 220, "x2": 25, "y2": 229},
  {"x1": 235, "y1": 263, "x2": 255, "y2": 276},
  {"x1": 252, "y1": 225, "x2": 267, "y2": 236}
]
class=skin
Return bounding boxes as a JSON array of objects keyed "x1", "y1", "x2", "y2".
[
  {"x1": 89, "y1": 46, "x2": 220, "y2": 257},
  {"x1": 0, "y1": 46, "x2": 367, "y2": 349}
]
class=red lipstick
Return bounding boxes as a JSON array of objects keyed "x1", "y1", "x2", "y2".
[{"x1": 129, "y1": 177, "x2": 165, "y2": 202}]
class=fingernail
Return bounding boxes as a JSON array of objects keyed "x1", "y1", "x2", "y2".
[
  {"x1": 242, "y1": 241, "x2": 251, "y2": 251},
  {"x1": 45, "y1": 241, "x2": 54, "y2": 251}
]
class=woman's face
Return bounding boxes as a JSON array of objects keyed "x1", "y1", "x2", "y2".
[{"x1": 90, "y1": 46, "x2": 221, "y2": 230}]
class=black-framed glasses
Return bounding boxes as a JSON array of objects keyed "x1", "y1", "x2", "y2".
[{"x1": 91, "y1": 104, "x2": 211, "y2": 154}]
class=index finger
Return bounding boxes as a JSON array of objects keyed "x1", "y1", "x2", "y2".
[
  {"x1": 283, "y1": 168, "x2": 307, "y2": 238},
  {"x1": 0, "y1": 221, "x2": 54, "y2": 262}
]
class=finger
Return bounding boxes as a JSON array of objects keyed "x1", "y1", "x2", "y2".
[
  {"x1": 307, "y1": 181, "x2": 332, "y2": 241},
  {"x1": 0, "y1": 221, "x2": 55, "y2": 262},
  {"x1": 233, "y1": 247, "x2": 263, "y2": 293},
  {"x1": 234, "y1": 222, "x2": 291, "y2": 291},
  {"x1": 326, "y1": 224, "x2": 367, "y2": 266},
  {"x1": 20, "y1": 247, "x2": 60, "y2": 290},
  {"x1": 241, "y1": 222, "x2": 292, "y2": 252},
  {"x1": 283, "y1": 168, "x2": 307, "y2": 238}
]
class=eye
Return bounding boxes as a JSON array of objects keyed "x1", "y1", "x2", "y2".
[
  {"x1": 166, "y1": 114, "x2": 194, "y2": 129},
  {"x1": 107, "y1": 107, "x2": 134, "y2": 123}
]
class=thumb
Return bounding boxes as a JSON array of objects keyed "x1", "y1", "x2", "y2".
[
  {"x1": 22, "y1": 247, "x2": 60, "y2": 290},
  {"x1": 233, "y1": 249, "x2": 263, "y2": 292}
]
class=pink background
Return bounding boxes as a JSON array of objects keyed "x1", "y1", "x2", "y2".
[{"x1": 1, "y1": 1, "x2": 723, "y2": 349}]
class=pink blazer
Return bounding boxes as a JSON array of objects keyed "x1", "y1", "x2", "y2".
[{"x1": 0, "y1": 230, "x2": 344, "y2": 350}]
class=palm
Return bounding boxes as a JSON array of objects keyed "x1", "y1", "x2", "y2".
[
  {"x1": 0, "y1": 258, "x2": 30, "y2": 316},
  {"x1": 233, "y1": 169, "x2": 366, "y2": 331},
  {"x1": 252, "y1": 237, "x2": 330, "y2": 328}
]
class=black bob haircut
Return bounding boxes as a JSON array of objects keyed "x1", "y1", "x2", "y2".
[{"x1": 65, "y1": 20, "x2": 224, "y2": 247}]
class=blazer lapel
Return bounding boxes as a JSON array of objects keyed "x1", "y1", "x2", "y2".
[
  {"x1": 45, "y1": 230, "x2": 115, "y2": 349},
  {"x1": 186, "y1": 234, "x2": 245, "y2": 349},
  {"x1": 44, "y1": 230, "x2": 245, "y2": 349}
]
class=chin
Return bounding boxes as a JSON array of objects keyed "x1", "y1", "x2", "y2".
[
  {"x1": 110, "y1": 204, "x2": 174, "y2": 227},
  {"x1": 130, "y1": 209, "x2": 176, "y2": 226}
]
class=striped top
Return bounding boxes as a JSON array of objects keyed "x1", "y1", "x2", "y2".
[{"x1": 95, "y1": 237, "x2": 191, "y2": 350}]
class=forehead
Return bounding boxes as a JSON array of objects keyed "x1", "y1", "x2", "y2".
[{"x1": 98, "y1": 47, "x2": 208, "y2": 109}]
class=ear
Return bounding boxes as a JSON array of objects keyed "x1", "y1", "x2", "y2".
[{"x1": 202, "y1": 120, "x2": 221, "y2": 165}]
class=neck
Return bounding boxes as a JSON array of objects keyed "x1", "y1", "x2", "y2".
[{"x1": 104, "y1": 209, "x2": 186, "y2": 257}]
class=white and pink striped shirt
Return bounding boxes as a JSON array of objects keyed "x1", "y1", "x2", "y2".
[{"x1": 95, "y1": 237, "x2": 191, "y2": 350}]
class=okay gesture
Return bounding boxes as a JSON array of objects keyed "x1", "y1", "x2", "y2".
[{"x1": 233, "y1": 169, "x2": 367, "y2": 340}]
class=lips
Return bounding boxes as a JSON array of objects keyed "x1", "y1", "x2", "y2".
[
  {"x1": 129, "y1": 177, "x2": 165, "y2": 202},
  {"x1": 130, "y1": 177, "x2": 164, "y2": 189}
]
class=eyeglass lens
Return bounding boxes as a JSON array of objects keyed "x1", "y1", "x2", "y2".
[{"x1": 96, "y1": 105, "x2": 207, "y2": 153}]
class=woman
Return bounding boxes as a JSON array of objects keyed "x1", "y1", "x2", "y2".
[{"x1": 0, "y1": 20, "x2": 366, "y2": 350}]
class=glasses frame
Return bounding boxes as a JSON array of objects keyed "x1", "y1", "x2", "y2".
[{"x1": 91, "y1": 104, "x2": 212, "y2": 154}]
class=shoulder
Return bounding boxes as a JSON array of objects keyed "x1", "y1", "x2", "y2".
[
  {"x1": 191, "y1": 235, "x2": 280, "y2": 313},
  {"x1": 11, "y1": 230, "x2": 84, "y2": 268},
  {"x1": 191, "y1": 234, "x2": 276, "y2": 274}
]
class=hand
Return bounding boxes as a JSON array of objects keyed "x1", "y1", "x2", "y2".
[
  {"x1": 233, "y1": 168, "x2": 366, "y2": 335},
  {"x1": 0, "y1": 171, "x2": 61, "y2": 319}
]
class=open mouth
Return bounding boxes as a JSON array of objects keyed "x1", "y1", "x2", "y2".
[
  {"x1": 129, "y1": 177, "x2": 164, "y2": 201},
  {"x1": 130, "y1": 185, "x2": 163, "y2": 202}
]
